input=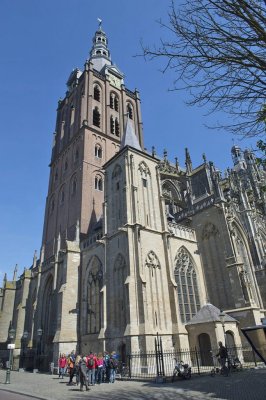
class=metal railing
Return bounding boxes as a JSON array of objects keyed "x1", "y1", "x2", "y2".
[{"x1": 123, "y1": 345, "x2": 263, "y2": 380}]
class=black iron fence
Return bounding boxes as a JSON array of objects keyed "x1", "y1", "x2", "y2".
[{"x1": 123, "y1": 345, "x2": 263, "y2": 380}]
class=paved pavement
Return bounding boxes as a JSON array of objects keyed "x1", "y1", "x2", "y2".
[{"x1": 0, "y1": 367, "x2": 266, "y2": 400}]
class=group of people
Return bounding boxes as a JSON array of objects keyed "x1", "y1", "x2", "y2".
[{"x1": 58, "y1": 350, "x2": 119, "y2": 391}]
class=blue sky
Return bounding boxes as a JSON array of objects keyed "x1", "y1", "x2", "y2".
[{"x1": 0, "y1": 0, "x2": 257, "y2": 280}]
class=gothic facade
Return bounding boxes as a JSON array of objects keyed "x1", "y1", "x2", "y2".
[{"x1": 0, "y1": 25, "x2": 265, "y2": 371}]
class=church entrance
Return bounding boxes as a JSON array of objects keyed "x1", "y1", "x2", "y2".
[{"x1": 198, "y1": 333, "x2": 213, "y2": 366}]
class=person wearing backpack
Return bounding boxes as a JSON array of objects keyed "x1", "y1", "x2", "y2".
[
  {"x1": 86, "y1": 352, "x2": 97, "y2": 386},
  {"x1": 109, "y1": 352, "x2": 118, "y2": 383},
  {"x1": 103, "y1": 351, "x2": 110, "y2": 383},
  {"x1": 67, "y1": 351, "x2": 76, "y2": 385}
]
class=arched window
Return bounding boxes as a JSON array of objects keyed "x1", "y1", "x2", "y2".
[
  {"x1": 93, "y1": 85, "x2": 100, "y2": 102},
  {"x1": 86, "y1": 256, "x2": 103, "y2": 334},
  {"x1": 114, "y1": 96, "x2": 119, "y2": 112},
  {"x1": 93, "y1": 107, "x2": 100, "y2": 127},
  {"x1": 115, "y1": 118, "x2": 119, "y2": 136},
  {"x1": 110, "y1": 93, "x2": 114, "y2": 109},
  {"x1": 174, "y1": 247, "x2": 201, "y2": 323},
  {"x1": 95, "y1": 144, "x2": 102, "y2": 158},
  {"x1": 127, "y1": 103, "x2": 133, "y2": 119},
  {"x1": 95, "y1": 176, "x2": 103, "y2": 191},
  {"x1": 110, "y1": 115, "x2": 115, "y2": 134}
]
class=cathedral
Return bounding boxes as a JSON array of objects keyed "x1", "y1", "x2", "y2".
[{"x1": 0, "y1": 23, "x2": 266, "y2": 371}]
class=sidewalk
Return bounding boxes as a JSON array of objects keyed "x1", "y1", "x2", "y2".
[{"x1": 0, "y1": 368, "x2": 266, "y2": 400}]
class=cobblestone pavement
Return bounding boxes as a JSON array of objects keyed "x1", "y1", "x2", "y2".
[{"x1": 0, "y1": 368, "x2": 266, "y2": 400}]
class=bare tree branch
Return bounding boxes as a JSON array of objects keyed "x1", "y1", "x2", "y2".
[{"x1": 141, "y1": 0, "x2": 266, "y2": 137}]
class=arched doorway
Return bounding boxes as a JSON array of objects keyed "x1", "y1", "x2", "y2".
[
  {"x1": 225, "y1": 331, "x2": 236, "y2": 359},
  {"x1": 198, "y1": 333, "x2": 213, "y2": 366}
]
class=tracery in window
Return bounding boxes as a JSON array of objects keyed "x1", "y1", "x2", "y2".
[{"x1": 174, "y1": 247, "x2": 201, "y2": 323}]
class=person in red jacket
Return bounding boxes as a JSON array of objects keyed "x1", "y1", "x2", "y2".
[
  {"x1": 86, "y1": 352, "x2": 97, "y2": 386},
  {"x1": 58, "y1": 353, "x2": 67, "y2": 379}
]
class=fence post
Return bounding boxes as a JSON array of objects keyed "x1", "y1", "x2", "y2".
[
  {"x1": 160, "y1": 336, "x2": 165, "y2": 377},
  {"x1": 195, "y1": 347, "x2": 200, "y2": 375},
  {"x1": 128, "y1": 354, "x2": 132, "y2": 378}
]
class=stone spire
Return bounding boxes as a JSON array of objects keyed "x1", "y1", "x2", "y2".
[
  {"x1": 89, "y1": 19, "x2": 112, "y2": 72},
  {"x1": 185, "y1": 148, "x2": 192, "y2": 173},
  {"x1": 33, "y1": 250, "x2": 37, "y2": 269},
  {"x1": 13, "y1": 264, "x2": 18, "y2": 281},
  {"x1": 121, "y1": 115, "x2": 141, "y2": 151}
]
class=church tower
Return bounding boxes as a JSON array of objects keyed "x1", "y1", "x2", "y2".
[{"x1": 42, "y1": 22, "x2": 144, "y2": 259}]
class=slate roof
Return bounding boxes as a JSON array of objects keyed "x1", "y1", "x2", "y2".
[
  {"x1": 186, "y1": 303, "x2": 237, "y2": 325},
  {"x1": 121, "y1": 117, "x2": 141, "y2": 151}
]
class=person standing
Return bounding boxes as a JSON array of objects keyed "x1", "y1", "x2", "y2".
[
  {"x1": 109, "y1": 352, "x2": 118, "y2": 383},
  {"x1": 67, "y1": 351, "x2": 76, "y2": 385},
  {"x1": 79, "y1": 357, "x2": 90, "y2": 392},
  {"x1": 86, "y1": 351, "x2": 97, "y2": 386},
  {"x1": 58, "y1": 353, "x2": 67, "y2": 379},
  {"x1": 96, "y1": 353, "x2": 104, "y2": 384},
  {"x1": 216, "y1": 341, "x2": 228, "y2": 374}
]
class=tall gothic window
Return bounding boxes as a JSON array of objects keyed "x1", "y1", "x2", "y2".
[
  {"x1": 115, "y1": 118, "x2": 119, "y2": 136},
  {"x1": 94, "y1": 85, "x2": 100, "y2": 102},
  {"x1": 110, "y1": 93, "x2": 114, "y2": 109},
  {"x1": 174, "y1": 247, "x2": 201, "y2": 323},
  {"x1": 86, "y1": 257, "x2": 103, "y2": 334},
  {"x1": 93, "y1": 107, "x2": 100, "y2": 127},
  {"x1": 114, "y1": 95, "x2": 119, "y2": 112},
  {"x1": 110, "y1": 115, "x2": 115, "y2": 134},
  {"x1": 113, "y1": 254, "x2": 127, "y2": 333},
  {"x1": 127, "y1": 103, "x2": 133, "y2": 119}
]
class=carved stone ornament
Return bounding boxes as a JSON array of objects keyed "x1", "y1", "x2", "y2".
[
  {"x1": 145, "y1": 251, "x2": 161, "y2": 269},
  {"x1": 201, "y1": 222, "x2": 219, "y2": 240}
]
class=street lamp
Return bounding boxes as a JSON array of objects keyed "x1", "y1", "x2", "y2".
[
  {"x1": 219, "y1": 310, "x2": 226, "y2": 346},
  {"x1": 33, "y1": 328, "x2": 43, "y2": 373},
  {"x1": 37, "y1": 328, "x2": 43, "y2": 371},
  {"x1": 22, "y1": 331, "x2": 29, "y2": 370},
  {"x1": 5, "y1": 326, "x2": 16, "y2": 384}
]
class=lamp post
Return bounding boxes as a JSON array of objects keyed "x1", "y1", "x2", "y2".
[
  {"x1": 37, "y1": 328, "x2": 43, "y2": 371},
  {"x1": 33, "y1": 328, "x2": 43, "y2": 373},
  {"x1": 5, "y1": 327, "x2": 16, "y2": 384},
  {"x1": 219, "y1": 310, "x2": 226, "y2": 346},
  {"x1": 22, "y1": 331, "x2": 28, "y2": 370}
]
